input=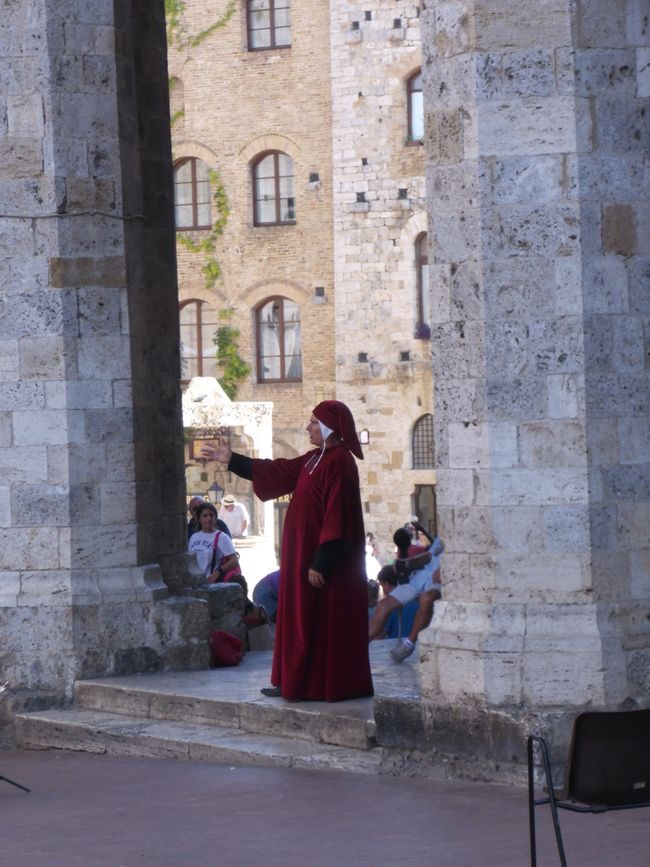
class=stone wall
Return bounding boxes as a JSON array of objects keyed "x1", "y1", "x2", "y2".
[
  {"x1": 168, "y1": 0, "x2": 337, "y2": 456},
  {"x1": 414, "y1": 0, "x2": 650, "y2": 776},
  {"x1": 329, "y1": 0, "x2": 435, "y2": 554},
  {"x1": 0, "y1": 0, "x2": 210, "y2": 708}
]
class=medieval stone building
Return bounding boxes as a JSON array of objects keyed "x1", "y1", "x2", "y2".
[
  {"x1": 0, "y1": 0, "x2": 648, "y2": 776},
  {"x1": 168, "y1": 0, "x2": 435, "y2": 556}
]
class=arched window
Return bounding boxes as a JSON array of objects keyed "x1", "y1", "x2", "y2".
[
  {"x1": 415, "y1": 232, "x2": 429, "y2": 338},
  {"x1": 407, "y1": 69, "x2": 424, "y2": 143},
  {"x1": 179, "y1": 299, "x2": 219, "y2": 384},
  {"x1": 174, "y1": 158, "x2": 212, "y2": 230},
  {"x1": 247, "y1": 0, "x2": 291, "y2": 50},
  {"x1": 255, "y1": 296, "x2": 302, "y2": 382},
  {"x1": 252, "y1": 151, "x2": 295, "y2": 226},
  {"x1": 412, "y1": 414, "x2": 434, "y2": 469}
]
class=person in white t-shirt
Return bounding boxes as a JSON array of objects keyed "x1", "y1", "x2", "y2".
[
  {"x1": 218, "y1": 494, "x2": 250, "y2": 538},
  {"x1": 188, "y1": 502, "x2": 238, "y2": 582}
]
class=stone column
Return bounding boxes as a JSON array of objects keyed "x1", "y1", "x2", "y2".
[
  {"x1": 0, "y1": 0, "x2": 209, "y2": 707},
  {"x1": 413, "y1": 0, "x2": 649, "y2": 776}
]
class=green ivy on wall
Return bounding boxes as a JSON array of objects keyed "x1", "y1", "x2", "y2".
[
  {"x1": 166, "y1": 2, "x2": 249, "y2": 399},
  {"x1": 214, "y1": 310, "x2": 252, "y2": 400}
]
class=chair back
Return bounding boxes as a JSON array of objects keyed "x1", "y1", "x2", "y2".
[{"x1": 567, "y1": 708, "x2": 650, "y2": 807}]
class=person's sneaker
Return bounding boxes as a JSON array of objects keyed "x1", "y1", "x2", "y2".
[{"x1": 390, "y1": 638, "x2": 415, "y2": 663}]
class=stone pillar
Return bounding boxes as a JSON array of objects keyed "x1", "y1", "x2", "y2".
[
  {"x1": 412, "y1": 0, "x2": 649, "y2": 776},
  {"x1": 0, "y1": 0, "x2": 209, "y2": 707}
]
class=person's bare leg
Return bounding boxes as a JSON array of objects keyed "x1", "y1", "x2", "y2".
[
  {"x1": 368, "y1": 595, "x2": 402, "y2": 641},
  {"x1": 407, "y1": 589, "x2": 439, "y2": 643}
]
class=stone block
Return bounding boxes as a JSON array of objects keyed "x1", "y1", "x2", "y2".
[
  {"x1": 546, "y1": 373, "x2": 581, "y2": 419},
  {"x1": 445, "y1": 505, "x2": 494, "y2": 553},
  {"x1": 435, "y1": 468, "x2": 476, "y2": 507},
  {"x1": 69, "y1": 524, "x2": 136, "y2": 569},
  {"x1": 618, "y1": 417, "x2": 650, "y2": 464},
  {"x1": 448, "y1": 421, "x2": 517, "y2": 469},
  {"x1": 0, "y1": 445, "x2": 47, "y2": 484},
  {"x1": 575, "y1": 0, "x2": 627, "y2": 48},
  {"x1": 475, "y1": 50, "x2": 556, "y2": 100},
  {"x1": 486, "y1": 204, "x2": 581, "y2": 259},
  {"x1": 491, "y1": 506, "x2": 544, "y2": 553},
  {"x1": 0, "y1": 413, "x2": 11, "y2": 447},
  {"x1": 617, "y1": 501, "x2": 650, "y2": 550},
  {"x1": 430, "y1": 320, "x2": 485, "y2": 378},
  {"x1": 488, "y1": 155, "x2": 566, "y2": 205},
  {"x1": 0, "y1": 339, "x2": 19, "y2": 375},
  {"x1": 49, "y1": 256, "x2": 126, "y2": 289},
  {"x1": 0, "y1": 485, "x2": 10, "y2": 527},
  {"x1": 612, "y1": 316, "x2": 645, "y2": 373},
  {"x1": 573, "y1": 49, "x2": 636, "y2": 97},
  {"x1": 477, "y1": 467, "x2": 589, "y2": 506},
  {"x1": 487, "y1": 375, "x2": 547, "y2": 420},
  {"x1": 13, "y1": 409, "x2": 86, "y2": 446},
  {"x1": 476, "y1": 97, "x2": 581, "y2": 157},
  {"x1": 429, "y1": 162, "x2": 480, "y2": 209},
  {"x1": 0, "y1": 527, "x2": 56, "y2": 570},
  {"x1": 553, "y1": 256, "x2": 583, "y2": 316},
  {"x1": 7, "y1": 93, "x2": 44, "y2": 137},
  {"x1": 528, "y1": 316, "x2": 585, "y2": 374},
  {"x1": 523, "y1": 650, "x2": 606, "y2": 706},
  {"x1": 18, "y1": 337, "x2": 77, "y2": 381},
  {"x1": 518, "y1": 419, "x2": 587, "y2": 467},
  {"x1": 629, "y1": 551, "x2": 650, "y2": 600},
  {"x1": 473, "y1": 0, "x2": 572, "y2": 51},
  {"x1": 85, "y1": 408, "x2": 134, "y2": 444},
  {"x1": 629, "y1": 259, "x2": 650, "y2": 314},
  {"x1": 596, "y1": 97, "x2": 650, "y2": 155},
  {"x1": 99, "y1": 483, "x2": 136, "y2": 525},
  {"x1": 638, "y1": 48, "x2": 650, "y2": 97},
  {"x1": 424, "y1": 108, "x2": 464, "y2": 165},
  {"x1": 602, "y1": 204, "x2": 636, "y2": 256},
  {"x1": 542, "y1": 505, "x2": 591, "y2": 552}
]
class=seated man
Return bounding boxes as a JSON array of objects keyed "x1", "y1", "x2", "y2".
[
  {"x1": 368, "y1": 523, "x2": 444, "y2": 663},
  {"x1": 252, "y1": 569, "x2": 281, "y2": 623},
  {"x1": 376, "y1": 567, "x2": 419, "y2": 640}
]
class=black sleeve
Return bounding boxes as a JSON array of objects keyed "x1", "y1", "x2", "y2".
[
  {"x1": 311, "y1": 539, "x2": 349, "y2": 577},
  {"x1": 228, "y1": 451, "x2": 253, "y2": 481}
]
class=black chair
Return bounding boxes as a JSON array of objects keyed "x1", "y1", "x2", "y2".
[{"x1": 527, "y1": 708, "x2": 650, "y2": 866}]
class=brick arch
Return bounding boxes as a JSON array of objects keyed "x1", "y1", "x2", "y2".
[
  {"x1": 172, "y1": 140, "x2": 221, "y2": 169},
  {"x1": 238, "y1": 133, "x2": 302, "y2": 164},
  {"x1": 238, "y1": 278, "x2": 310, "y2": 309}
]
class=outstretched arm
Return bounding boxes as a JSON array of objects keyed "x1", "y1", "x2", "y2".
[{"x1": 201, "y1": 442, "x2": 232, "y2": 464}]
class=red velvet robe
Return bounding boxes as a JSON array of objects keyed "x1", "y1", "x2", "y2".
[{"x1": 252, "y1": 443, "x2": 373, "y2": 702}]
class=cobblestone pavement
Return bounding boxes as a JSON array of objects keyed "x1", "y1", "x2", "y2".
[{"x1": 1, "y1": 748, "x2": 649, "y2": 867}]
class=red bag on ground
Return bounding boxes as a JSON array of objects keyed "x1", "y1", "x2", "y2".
[{"x1": 209, "y1": 630, "x2": 244, "y2": 667}]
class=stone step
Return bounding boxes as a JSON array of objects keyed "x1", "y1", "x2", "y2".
[
  {"x1": 14, "y1": 708, "x2": 382, "y2": 775},
  {"x1": 71, "y1": 671, "x2": 375, "y2": 751}
]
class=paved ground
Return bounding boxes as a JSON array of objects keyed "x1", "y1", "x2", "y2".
[{"x1": 1, "y1": 749, "x2": 649, "y2": 866}]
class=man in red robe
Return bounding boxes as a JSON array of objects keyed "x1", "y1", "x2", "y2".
[{"x1": 202, "y1": 400, "x2": 373, "y2": 702}]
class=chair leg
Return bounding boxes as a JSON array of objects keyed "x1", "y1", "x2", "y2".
[
  {"x1": 537, "y1": 737, "x2": 568, "y2": 867},
  {"x1": 527, "y1": 738, "x2": 538, "y2": 867}
]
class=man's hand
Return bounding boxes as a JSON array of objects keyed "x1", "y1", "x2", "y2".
[
  {"x1": 307, "y1": 568, "x2": 325, "y2": 588},
  {"x1": 201, "y1": 441, "x2": 232, "y2": 464}
]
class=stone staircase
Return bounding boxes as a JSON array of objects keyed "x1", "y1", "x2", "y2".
[{"x1": 14, "y1": 645, "x2": 420, "y2": 776}]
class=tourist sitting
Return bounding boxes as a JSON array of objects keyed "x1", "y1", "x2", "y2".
[
  {"x1": 368, "y1": 523, "x2": 444, "y2": 662},
  {"x1": 375, "y1": 566, "x2": 419, "y2": 640},
  {"x1": 188, "y1": 502, "x2": 239, "y2": 583},
  {"x1": 252, "y1": 569, "x2": 281, "y2": 623}
]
